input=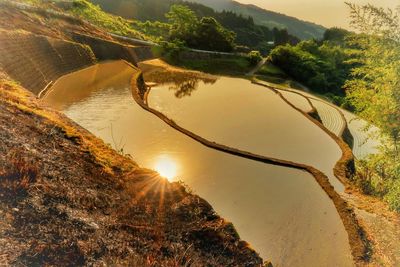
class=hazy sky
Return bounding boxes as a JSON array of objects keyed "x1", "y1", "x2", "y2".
[{"x1": 235, "y1": 0, "x2": 399, "y2": 29}]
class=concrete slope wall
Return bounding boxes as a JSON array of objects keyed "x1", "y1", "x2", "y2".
[
  {"x1": 178, "y1": 50, "x2": 242, "y2": 61},
  {"x1": 0, "y1": 29, "x2": 96, "y2": 94},
  {"x1": 71, "y1": 33, "x2": 154, "y2": 65},
  {"x1": 133, "y1": 46, "x2": 155, "y2": 62}
]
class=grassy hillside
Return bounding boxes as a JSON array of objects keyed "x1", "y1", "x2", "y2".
[
  {"x1": 91, "y1": 0, "x2": 170, "y2": 21},
  {"x1": 69, "y1": 0, "x2": 147, "y2": 39}
]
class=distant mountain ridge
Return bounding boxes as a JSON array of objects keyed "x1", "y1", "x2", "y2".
[
  {"x1": 188, "y1": 0, "x2": 326, "y2": 39},
  {"x1": 90, "y1": 0, "x2": 325, "y2": 40}
]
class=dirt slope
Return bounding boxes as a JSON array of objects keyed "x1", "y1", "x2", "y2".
[{"x1": 0, "y1": 76, "x2": 264, "y2": 266}]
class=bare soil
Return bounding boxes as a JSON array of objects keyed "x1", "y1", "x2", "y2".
[{"x1": 0, "y1": 76, "x2": 263, "y2": 266}]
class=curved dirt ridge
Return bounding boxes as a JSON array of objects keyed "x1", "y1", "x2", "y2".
[
  {"x1": 251, "y1": 80, "x2": 358, "y2": 194},
  {"x1": 261, "y1": 84, "x2": 322, "y2": 122},
  {"x1": 128, "y1": 62, "x2": 370, "y2": 265},
  {"x1": 280, "y1": 90, "x2": 313, "y2": 113}
]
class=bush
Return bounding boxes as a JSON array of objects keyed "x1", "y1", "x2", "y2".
[
  {"x1": 247, "y1": 51, "x2": 262, "y2": 65},
  {"x1": 385, "y1": 180, "x2": 400, "y2": 212},
  {"x1": 354, "y1": 154, "x2": 400, "y2": 212},
  {"x1": 269, "y1": 41, "x2": 351, "y2": 95},
  {"x1": 166, "y1": 5, "x2": 236, "y2": 52},
  {"x1": 256, "y1": 62, "x2": 286, "y2": 77},
  {"x1": 159, "y1": 40, "x2": 186, "y2": 60},
  {"x1": 191, "y1": 17, "x2": 236, "y2": 52}
]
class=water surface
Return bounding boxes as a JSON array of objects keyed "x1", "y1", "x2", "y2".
[
  {"x1": 146, "y1": 76, "x2": 344, "y2": 191},
  {"x1": 43, "y1": 61, "x2": 353, "y2": 267},
  {"x1": 264, "y1": 85, "x2": 380, "y2": 158}
]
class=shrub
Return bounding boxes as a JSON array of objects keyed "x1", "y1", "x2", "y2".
[
  {"x1": 354, "y1": 154, "x2": 400, "y2": 212},
  {"x1": 166, "y1": 5, "x2": 236, "y2": 52},
  {"x1": 269, "y1": 41, "x2": 350, "y2": 95},
  {"x1": 385, "y1": 180, "x2": 400, "y2": 212},
  {"x1": 160, "y1": 40, "x2": 186, "y2": 60},
  {"x1": 247, "y1": 50, "x2": 262, "y2": 65}
]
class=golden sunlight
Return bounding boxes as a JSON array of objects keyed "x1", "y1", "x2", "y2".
[{"x1": 154, "y1": 155, "x2": 178, "y2": 181}]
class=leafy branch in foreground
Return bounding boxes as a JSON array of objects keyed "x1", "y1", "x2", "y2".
[{"x1": 345, "y1": 3, "x2": 400, "y2": 211}]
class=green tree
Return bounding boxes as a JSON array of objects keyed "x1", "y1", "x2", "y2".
[
  {"x1": 323, "y1": 27, "x2": 351, "y2": 45},
  {"x1": 345, "y1": 4, "x2": 400, "y2": 154},
  {"x1": 166, "y1": 4, "x2": 198, "y2": 42},
  {"x1": 164, "y1": 5, "x2": 236, "y2": 52},
  {"x1": 247, "y1": 50, "x2": 262, "y2": 65},
  {"x1": 345, "y1": 3, "x2": 400, "y2": 211},
  {"x1": 191, "y1": 17, "x2": 236, "y2": 52},
  {"x1": 269, "y1": 36, "x2": 353, "y2": 97}
]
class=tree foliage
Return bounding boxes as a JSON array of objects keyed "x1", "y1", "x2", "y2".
[
  {"x1": 71, "y1": 0, "x2": 145, "y2": 39},
  {"x1": 269, "y1": 36, "x2": 352, "y2": 96},
  {"x1": 91, "y1": 0, "x2": 300, "y2": 52},
  {"x1": 323, "y1": 27, "x2": 351, "y2": 45},
  {"x1": 345, "y1": 3, "x2": 400, "y2": 211},
  {"x1": 247, "y1": 51, "x2": 262, "y2": 65},
  {"x1": 166, "y1": 4, "x2": 199, "y2": 40},
  {"x1": 191, "y1": 17, "x2": 236, "y2": 51},
  {"x1": 345, "y1": 4, "x2": 400, "y2": 147},
  {"x1": 165, "y1": 5, "x2": 236, "y2": 52}
]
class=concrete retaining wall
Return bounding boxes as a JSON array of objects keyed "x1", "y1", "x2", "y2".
[
  {"x1": 178, "y1": 50, "x2": 243, "y2": 61},
  {"x1": 0, "y1": 29, "x2": 96, "y2": 94},
  {"x1": 0, "y1": 30, "x2": 155, "y2": 95},
  {"x1": 71, "y1": 33, "x2": 154, "y2": 65}
]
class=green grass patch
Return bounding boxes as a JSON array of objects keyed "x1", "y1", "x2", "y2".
[
  {"x1": 167, "y1": 56, "x2": 252, "y2": 75},
  {"x1": 256, "y1": 62, "x2": 286, "y2": 77}
]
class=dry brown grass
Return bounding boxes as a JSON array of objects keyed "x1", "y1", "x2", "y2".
[{"x1": 0, "y1": 74, "x2": 263, "y2": 266}]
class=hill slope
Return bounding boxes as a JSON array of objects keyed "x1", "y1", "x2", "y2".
[
  {"x1": 0, "y1": 2, "x2": 264, "y2": 265},
  {"x1": 91, "y1": 0, "x2": 324, "y2": 40},
  {"x1": 189, "y1": 0, "x2": 326, "y2": 39}
]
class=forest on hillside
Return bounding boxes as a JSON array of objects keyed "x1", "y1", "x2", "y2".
[{"x1": 90, "y1": 0, "x2": 300, "y2": 53}]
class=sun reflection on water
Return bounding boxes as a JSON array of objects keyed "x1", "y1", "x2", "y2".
[{"x1": 154, "y1": 155, "x2": 178, "y2": 181}]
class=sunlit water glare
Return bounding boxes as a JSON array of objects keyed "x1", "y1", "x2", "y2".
[{"x1": 154, "y1": 155, "x2": 178, "y2": 181}]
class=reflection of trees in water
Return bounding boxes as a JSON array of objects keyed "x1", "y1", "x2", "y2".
[
  {"x1": 170, "y1": 77, "x2": 216, "y2": 98},
  {"x1": 143, "y1": 70, "x2": 217, "y2": 98}
]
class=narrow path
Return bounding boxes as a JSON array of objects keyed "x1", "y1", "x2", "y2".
[
  {"x1": 128, "y1": 64, "x2": 370, "y2": 265},
  {"x1": 246, "y1": 58, "x2": 268, "y2": 76}
]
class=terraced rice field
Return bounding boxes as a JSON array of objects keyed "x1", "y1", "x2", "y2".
[
  {"x1": 256, "y1": 81, "x2": 345, "y2": 137},
  {"x1": 267, "y1": 84, "x2": 379, "y2": 158},
  {"x1": 342, "y1": 110, "x2": 380, "y2": 158},
  {"x1": 280, "y1": 90, "x2": 313, "y2": 113},
  {"x1": 309, "y1": 99, "x2": 345, "y2": 136}
]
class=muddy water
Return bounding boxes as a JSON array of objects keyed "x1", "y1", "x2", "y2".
[
  {"x1": 146, "y1": 76, "x2": 344, "y2": 191},
  {"x1": 43, "y1": 61, "x2": 354, "y2": 267}
]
